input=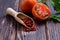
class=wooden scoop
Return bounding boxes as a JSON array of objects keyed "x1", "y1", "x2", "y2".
[{"x1": 6, "y1": 8, "x2": 35, "y2": 29}]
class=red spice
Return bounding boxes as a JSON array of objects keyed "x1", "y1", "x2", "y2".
[
  {"x1": 23, "y1": 24, "x2": 38, "y2": 32},
  {"x1": 23, "y1": 25, "x2": 38, "y2": 32},
  {"x1": 17, "y1": 14, "x2": 38, "y2": 32},
  {"x1": 22, "y1": 17, "x2": 33, "y2": 28}
]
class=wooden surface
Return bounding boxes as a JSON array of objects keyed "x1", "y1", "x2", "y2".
[{"x1": 0, "y1": 0, "x2": 60, "y2": 40}]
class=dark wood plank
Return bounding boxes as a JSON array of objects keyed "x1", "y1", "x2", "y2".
[
  {"x1": 46, "y1": 0, "x2": 56, "y2": 14},
  {"x1": 46, "y1": 21, "x2": 60, "y2": 40},
  {"x1": 0, "y1": 0, "x2": 19, "y2": 40},
  {"x1": 46, "y1": 0, "x2": 60, "y2": 40}
]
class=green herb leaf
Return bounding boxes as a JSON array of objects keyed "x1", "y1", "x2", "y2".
[
  {"x1": 50, "y1": 15, "x2": 60, "y2": 22},
  {"x1": 51, "y1": 0, "x2": 60, "y2": 11}
]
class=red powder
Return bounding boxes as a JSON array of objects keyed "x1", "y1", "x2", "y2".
[
  {"x1": 17, "y1": 14, "x2": 38, "y2": 32},
  {"x1": 23, "y1": 26, "x2": 38, "y2": 32},
  {"x1": 22, "y1": 18, "x2": 33, "y2": 28},
  {"x1": 22, "y1": 18, "x2": 38, "y2": 32}
]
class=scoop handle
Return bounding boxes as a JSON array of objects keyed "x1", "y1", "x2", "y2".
[{"x1": 6, "y1": 8, "x2": 18, "y2": 17}]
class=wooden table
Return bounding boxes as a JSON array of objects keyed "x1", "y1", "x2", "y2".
[{"x1": 0, "y1": 0, "x2": 60, "y2": 40}]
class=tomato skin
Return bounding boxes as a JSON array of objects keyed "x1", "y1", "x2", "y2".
[
  {"x1": 20, "y1": 0, "x2": 37, "y2": 13},
  {"x1": 32, "y1": 3, "x2": 50, "y2": 21}
]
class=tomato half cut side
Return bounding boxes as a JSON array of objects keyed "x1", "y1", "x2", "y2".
[{"x1": 32, "y1": 3, "x2": 50, "y2": 21}]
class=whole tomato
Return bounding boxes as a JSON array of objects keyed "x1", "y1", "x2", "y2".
[
  {"x1": 32, "y1": 3, "x2": 50, "y2": 21},
  {"x1": 20, "y1": 0, "x2": 37, "y2": 13}
]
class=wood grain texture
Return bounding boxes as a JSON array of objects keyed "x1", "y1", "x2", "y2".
[
  {"x1": 46, "y1": 0, "x2": 60, "y2": 40},
  {"x1": 46, "y1": 21, "x2": 60, "y2": 40},
  {"x1": 1, "y1": 0, "x2": 60, "y2": 40},
  {"x1": 0, "y1": 0, "x2": 19, "y2": 40}
]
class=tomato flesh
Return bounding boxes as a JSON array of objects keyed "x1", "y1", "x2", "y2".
[{"x1": 32, "y1": 3, "x2": 50, "y2": 21}]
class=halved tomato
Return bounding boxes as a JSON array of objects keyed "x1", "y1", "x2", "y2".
[
  {"x1": 20, "y1": 0, "x2": 37, "y2": 13},
  {"x1": 32, "y1": 3, "x2": 50, "y2": 21}
]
